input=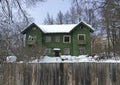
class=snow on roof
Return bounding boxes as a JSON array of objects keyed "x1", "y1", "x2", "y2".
[
  {"x1": 38, "y1": 21, "x2": 94, "y2": 33},
  {"x1": 39, "y1": 24, "x2": 76, "y2": 33},
  {"x1": 81, "y1": 21, "x2": 94, "y2": 30},
  {"x1": 29, "y1": 55, "x2": 120, "y2": 63},
  {"x1": 53, "y1": 48, "x2": 61, "y2": 50},
  {"x1": 21, "y1": 21, "x2": 94, "y2": 34}
]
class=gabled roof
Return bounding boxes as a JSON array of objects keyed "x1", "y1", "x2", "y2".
[
  {"x1": 21, "y1": 21, "x2": 94, "y2": 34},
  {"x1": 39, "y1": 24, "x2": 76, "y2": 33}
]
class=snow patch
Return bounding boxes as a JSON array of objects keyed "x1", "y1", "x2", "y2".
[
  {"x1": 6, "y1": 56, "x2": 17, "y2": 62},
  {"x1": 39, "y1": 24, "x2": 76, "y2": 33},
  {"x1": 29, "y1": 55, "x2": 120, "y2": 63},
  {"x1": 53, "y1": 48, "x2": 61, "y2": 50}
]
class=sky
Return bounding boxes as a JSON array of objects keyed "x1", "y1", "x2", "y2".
[{"x1": 27, "y1": 0, "x2": 71, "y2": 24}]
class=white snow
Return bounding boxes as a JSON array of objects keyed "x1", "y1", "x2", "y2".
[
  {"x1": 38, "y1": 21, "x2": 94, "y2": 33},
  {"x1": 29, "y1": 55, "x2": 120, "y2": 63},
  {"x1": 6, "y1": 56, "x2": 17, "y2": 62},
  {"x1": 81, "y1": 21, "x2": 94, "y2": 31},
  {"x1": 39, "y1": 24, "x2": 76, "y2": 33},
  {"x1": 22, "y1": 21, "x2": 94, "y2": 33},
  {"x1": 53, "y1": 48, "x2": 61, "y2": 50}
]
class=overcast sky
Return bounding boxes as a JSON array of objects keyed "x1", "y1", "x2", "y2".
[{"x1": 27, "y1": 0, "x2": 71, "y2": 24}]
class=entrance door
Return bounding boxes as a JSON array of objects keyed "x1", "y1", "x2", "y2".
[
  {"x1": 54, "y1": 50, "x2": 60, "y2": 57},
  {"x1": 53, "y1": 48, "x2": 60, "y2": 57}
]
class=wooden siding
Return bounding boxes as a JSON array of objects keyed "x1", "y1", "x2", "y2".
[
  {"x1": 72, "y1": 25, "x2": 91, "y2": 56},
  {"x1": 23, "y1": 23, "x2": 93, "y2": 56},
  {"x1": 26, "y1": 26, "x2": 43, "y2": 46},
  {"x1": 0, "y1": 63, "x2": 120, "y2": 85},
  {"x1": 43, "y1": 33, "x2": 73, "y2": 56}
]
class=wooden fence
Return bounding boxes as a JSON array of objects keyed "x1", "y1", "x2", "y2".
[{"x1": 0, "y1": 63, "x2": 120, "y2": 85}]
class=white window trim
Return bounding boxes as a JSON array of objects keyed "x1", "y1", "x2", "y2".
[
  {"x1": 77, "y1": 34, "x2": 86, "y2": 41},
  {"x1": 63, "y1": 35, "x2": 71, "y2": 43}
]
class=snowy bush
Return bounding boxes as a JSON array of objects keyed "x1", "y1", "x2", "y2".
[{"x1": 6, "y1": 56, "x2": 17, "y2": 62}]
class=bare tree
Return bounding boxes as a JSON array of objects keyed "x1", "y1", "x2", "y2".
[
  {"x1": 0, "y1": 0, "x2": 46, "y2": 62},
  {"x1": 44, "y1": 13, "x2": 54, "y2": 25},
  {"x1": 12, "y1": 45, "x2": 45, "y2": 62},
  {"x1": 64, "y1": 11, "x2": 71, "y2": 24},
  {"x1": 69, "y1": 6, "x2": 78, "y2": 24},
  {"x1": 56, "y1": 11, "x2": 64, "y2": 24},
  {"x1": 100, "y1": 0, "x2": 120, "y2": 57}
]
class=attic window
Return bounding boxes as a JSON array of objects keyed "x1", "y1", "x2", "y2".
[
  {"x1": 33, "y1": 27, "x2": 36, "y2": 30},
  {"x1": 78, "y1": 34, "x2": 85, "y2": 40},
  {"x1": 80, "y1": 25, "x2": 84, "y2": 29},
  {"x1": 63, "y1": 35, "x2": 71, "y2": 43}
]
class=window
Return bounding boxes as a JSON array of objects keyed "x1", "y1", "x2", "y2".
[
  {"x1": 45, "y1": 36, "x2": 51, "y2": 42},
  {"x1": 63, "y1": 35, "x2": 71, "y2": 43},
  {"x1": 28, "y1": 35, "x2": 37, "y2": 42},
  {"x1": 45, "y1": 48, "x2": 51, "y2": 54},
  {"x1": 79, "y1": 47, "x2": 86, "y2": 54},
  {"x1": 80, "y1": 25, "x2": 84, "y2": 29},
  {"x1": 32, "y1": 27, "x2": 36, "y2": 30},
  {"x1": 78, "y1": 34, "x2": 85, "y2": 41},
  {"x1": 55, "y1": 36, "x2": 60, "y2": 42},
  {"x1": 64, "y1": 48, "x2": 70, "y2": 55}
]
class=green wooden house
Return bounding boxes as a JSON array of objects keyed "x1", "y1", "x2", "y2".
[{"x1": 21, "y1": 21, "x2": 94, "y2": 56}]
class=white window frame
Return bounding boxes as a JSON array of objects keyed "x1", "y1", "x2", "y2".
[
  {"x1": 63, "y1": 35, "x2": 71, "y2": 43},
  {"x1": 45, "y1": 36, "x2": 51, "y2": 43},
  {"x1": 77, "y1": 34, "x2": 86, "y2": 41}
]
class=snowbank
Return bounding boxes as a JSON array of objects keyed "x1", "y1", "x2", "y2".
[
  {"x1": 29, "y1": 55, "x2": 120, "y2": 63},
  {"x1": 6, "y1": 56, "x2": 17, "y2": 62}
]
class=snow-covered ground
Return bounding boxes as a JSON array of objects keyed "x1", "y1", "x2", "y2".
[
  {"x1": 6, "y1": 56, "x2": 17, "y2": 62},
  {"x1": 29, "y1": 55, "x2": 120, "y2": 63}
]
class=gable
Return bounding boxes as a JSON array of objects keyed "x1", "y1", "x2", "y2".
[
  {"x1": 21, "y1": 21, "x2": 94, "y2": 34},
  {"x1": 81, "y1": 21, "x2": 94, "y2": 32},
  {"x1": 21, "y1": 23, "x2": 43, "y2": 34},
  {"x1": 70, "y1": 21, "x2": 94, "y2": 33}
]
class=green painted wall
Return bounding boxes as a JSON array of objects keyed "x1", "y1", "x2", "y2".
[
  {"x1": 25, "y1": 26, "x2": 43, "y2": 46},
  {"x1": 71, "y1": 24, "x2": 91, "y2": 56},
  {"x1": 43, "y1": 33, "x2": 73, "y2": 56}
]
